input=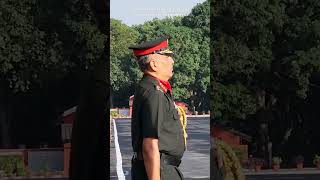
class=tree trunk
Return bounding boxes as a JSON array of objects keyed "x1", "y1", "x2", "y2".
[
  {"x1": 69, "y1": 60, "x2": 108, "y2": 180},
  {"x1": 256, "y1": 89, "x2": 272, "y2": 163},
  {"x1": 0, "y1": 84, "x2": 11, "y2": 148},
  {"x1": 69, "y1": 0, "x2": 109, "y2": 177},
  {"x1": 69, "y1": 1, "x2": 109, "y2": 179},
  {"x1": 0, "y1": 105, "x2": 10, "y2": 148}
]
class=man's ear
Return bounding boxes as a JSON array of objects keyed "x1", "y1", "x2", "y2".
[{"x1": 149, "y1": 59, "x2": 158, "y2": 72}]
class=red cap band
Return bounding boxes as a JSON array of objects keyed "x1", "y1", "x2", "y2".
[{"x1": 133, "y1": 40, "x2": 168, "y2": 56}]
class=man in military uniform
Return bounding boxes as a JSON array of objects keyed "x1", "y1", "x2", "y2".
[{"x1": 129, "y1": 36, "x2": 185, "y2": 180}]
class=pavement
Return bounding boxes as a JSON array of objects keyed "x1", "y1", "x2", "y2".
[
  {"x1": 110, "y1": 117, "x2": 210, "y2": 180},
  {"x1": 245, "y1": 168, "x2": 320, "y2": 180},
  {"x1": 1, "y1": 177, "x2": 68, "y2": 180},
  {"x1": 110, "y1": 131, "x2": 118, "y2": 180},
  {"x1": 246, "y1": 174, "x2": 320, "y2": 180}
]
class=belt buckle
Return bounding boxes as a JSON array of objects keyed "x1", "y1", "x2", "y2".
[{"x1": 133, "y1": 152, "x2": 138, "y2": 159}]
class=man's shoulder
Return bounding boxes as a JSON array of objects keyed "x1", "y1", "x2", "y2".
[
  {"x1": 139, "y1": 83, "x2": 164, "y2": 96},
  {"x1": 137, "y1": 76, "x2": 162, "y2": 90},
  {"x1": 136, "y1": 80, "x2": 165, "y2": 99}
]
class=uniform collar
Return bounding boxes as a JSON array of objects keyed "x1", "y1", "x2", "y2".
[{"x1": 143, "y1": 74, "x2": 172, "y2": 94}]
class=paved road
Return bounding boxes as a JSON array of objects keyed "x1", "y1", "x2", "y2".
[
  {"x1": 110, "y1": 117, "x2": 210, "y2": 180},
  {"x1": 1, "y1": 177, "x2": 68, "y2": 180},
  {"x1": 245, "y1": 169, "x2": 320, "y2": 180},
  {"x1": 247, "y1": 174, "x2": 320, "y2": 180}
]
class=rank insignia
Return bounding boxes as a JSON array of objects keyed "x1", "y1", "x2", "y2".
[{"x1": 156, "y1": 85, "x2": 164, "y2": 92}]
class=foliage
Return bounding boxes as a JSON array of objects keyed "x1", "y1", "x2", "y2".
[
  {"x1": 133, "y1": 17, "x2": 202, "y2": 103},
  {"x1": 0, "y1": 0, "x2": 106, "y2": 147},
  {"x1": 212, "y1": 0, "x2": 320, "y2": 165},
  {"x1": 0, "y1": 0, "x2": 55, "y2": 92},
  {"x1": 0, "y1": 155, "x2": 25, "y2": 176},
  {"x1": 272, "y1": 157, "x2": 282, "y2": 165},
  {"x1": 110, "y1": 110, "x2": 118, "y2": 118},
  {"x1": 110, "y1": 1, "x2": 210, "y2": 109},
  {"x1": 313, "y1": 154, "x2": 320, "y2": 165},
  {"x1": 212, "y1": 0, "x2": 285, "y2": 121},
  {"x1": 0, "y1": 0, "x2": 105, "y2": 93},
  {"x1": 216, "y1": 140, "x2": 245, "y2": 180},
  {"x1": 231, "y1": 146, "x2": 248, "y2": 165},
  {"x1": 182, "y1": 0, "x2": 210, "y2": 33},
  {"x1": 110, "y1": 18, "x2": 139, "y2": 94},
  {"x1": 212, "y1": 0, "x2": 320, "y2": 116}
]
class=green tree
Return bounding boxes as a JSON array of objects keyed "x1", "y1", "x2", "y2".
[
  {"x1": 134, "y1": 18, "x2": 209, "y2": 110},
  {"x1": 182, "y1": 0, "x2": 210, "y2": 33},
  {"x1": 133, "y1": 1, "x2": 210, "y2": 111},
  {"x1": 212, "y1": 0, "x2": 285, "y2": 121},
  {"x1": 212, "y1": 0, "x2": 320, "y2": 162},
  {"x1": 69, "y1": 0, "x2": 108, "y2": 179},
  {"x1": 0, "y1": 0, "x2": 56, "y2": 147},
  {"x1": 0, "y1": 0, "x2": 105, "y2": 147},
  {"x1": 110, "y1": 19, "x2": 139, "y2": 106}
]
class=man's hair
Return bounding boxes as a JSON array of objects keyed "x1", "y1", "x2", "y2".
[{"x1": 136, "y1": 54, "x2": 151, "y2": 72}]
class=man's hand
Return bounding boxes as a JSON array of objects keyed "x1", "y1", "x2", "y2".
[{"x1": 143, "y1": 137, "x2": 160, "y2": 180}]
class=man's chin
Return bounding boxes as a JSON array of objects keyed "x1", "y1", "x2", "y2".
[{"x1": 168, "y1": 73, "x2": 174, "y2": 80}]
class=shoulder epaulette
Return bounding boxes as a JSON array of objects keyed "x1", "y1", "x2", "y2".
[{"x1": 155, "y1": 85, "x2": 165, "y2": 93}]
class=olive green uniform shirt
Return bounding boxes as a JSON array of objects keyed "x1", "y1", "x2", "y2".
[
  {"x1": 131, "y1": 75, "x2": 185, "y2": 157},
  {"x1": 131, "y1": 75, "x2": 185, "y2": 179}
]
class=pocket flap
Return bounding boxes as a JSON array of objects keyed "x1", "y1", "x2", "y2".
[{"x1": 173, "y1": 109, "x2": 180, "y2": 120}]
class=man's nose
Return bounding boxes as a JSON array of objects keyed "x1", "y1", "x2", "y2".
[{"x1": 170, "y1": 57, "x2": 174, "y2": 64}]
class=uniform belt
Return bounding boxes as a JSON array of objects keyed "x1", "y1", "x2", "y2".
[
  {"x1": 161, "y1": 153, "x2": 181, "y2": 167},
  {"x1": 133, "y1": 151, "x2": 143, "y2": 160},
  {"x1": 133, "y1": 152, "x2": 181, "y2": 166}
]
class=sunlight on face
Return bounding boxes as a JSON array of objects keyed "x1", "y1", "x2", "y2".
[{"x1": 156, "y1": 54, "x2": 174, "y2": 80}]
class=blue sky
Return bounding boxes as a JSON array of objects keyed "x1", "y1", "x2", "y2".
[{"x1": 110, "y1": 0, "x2": 206, "y2": 26}]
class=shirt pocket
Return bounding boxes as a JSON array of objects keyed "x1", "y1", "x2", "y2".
[
  {"x1": 166, "y1": 102, "x2": 179, "y2": 121},
  {"x1": 164, "y1": 95, "x2": 178, "y2": 120},
  {"x1": 172, "y1": 108, "x2": 180, "y2": 121}
]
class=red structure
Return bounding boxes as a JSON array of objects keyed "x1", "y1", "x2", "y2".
[
  {"x1": 212, "y1": 124, "x2": 251, "y2": 145},
  {"x1": 62, "y1": 106, "x2": 77, "y2": 124},
  {"x1": 129, "y1": 95, "x2": 134, "y2": 117},
  {"x1": 212, "y1": 124, "x2": 251, "y2": 163},
  {"x1": 61, "y1": 106, "x2": 76, "y2": 176}
]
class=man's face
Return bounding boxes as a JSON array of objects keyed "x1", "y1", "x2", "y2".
[{"x1": 152, "y1": 53, "x2": 174, "y2": 80}]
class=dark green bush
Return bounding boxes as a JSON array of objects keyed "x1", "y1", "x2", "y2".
[{"x1": 0, "y1": 155, "x2": 25, "y2": 176}]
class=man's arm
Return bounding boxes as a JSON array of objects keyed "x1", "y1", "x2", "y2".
[{"x1": 143, "y1": 137, "x2": 161, "y2": 180}]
